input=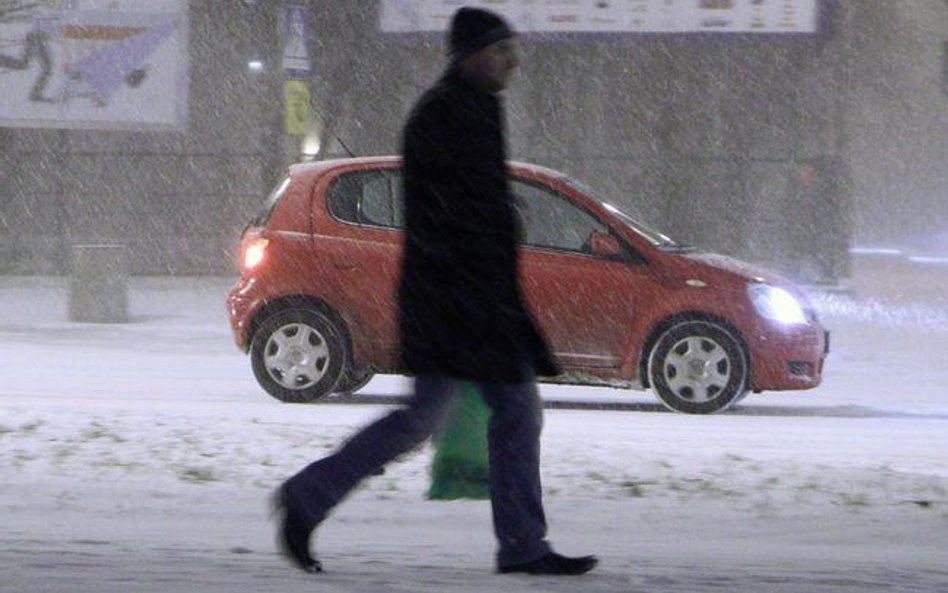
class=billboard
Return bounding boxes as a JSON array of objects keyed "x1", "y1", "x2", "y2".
[
  {"x1": 380, "y1": 0, "x2": 820, "y2": 34},
  {"x1": 0, "y1": 0, "x2": 188, "y2": 131}
]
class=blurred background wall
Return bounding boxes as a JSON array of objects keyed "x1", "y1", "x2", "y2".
[{"x1": 1, "y1": 1, "x2": 945, "y2": 281}]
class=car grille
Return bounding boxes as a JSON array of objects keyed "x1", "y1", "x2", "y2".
[{"x1": 788, "y1": 361, "x2": 815, "y2": 377}]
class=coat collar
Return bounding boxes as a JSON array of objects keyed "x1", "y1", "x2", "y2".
[{"x1": 442, "y1": 66, "x2": 499, "y2": 104}]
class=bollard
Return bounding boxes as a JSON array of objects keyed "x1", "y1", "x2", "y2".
[{"x1": 69, "y1": 244, "x2": 129, "y2": 323}]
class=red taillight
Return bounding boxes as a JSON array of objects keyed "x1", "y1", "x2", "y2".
[{"x1": 242, "y1": 237, "x2": 269, "y2": 270}]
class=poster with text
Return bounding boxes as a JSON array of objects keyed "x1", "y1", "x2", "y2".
[
  {"x1": 379, "y1": 1, "x2": 819, "y2": 35},
  {"x1": 0, "y1": 0, "x2": 188, "y2": 131}
]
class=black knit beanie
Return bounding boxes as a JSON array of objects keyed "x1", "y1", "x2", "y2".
[{"x1": 448, "y1": 7, "x2": 514, "y2": 60}]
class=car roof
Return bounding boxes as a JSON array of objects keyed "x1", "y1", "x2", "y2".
[{"x1": 288, "y1": 156, "x2": 568, "y2": 182}]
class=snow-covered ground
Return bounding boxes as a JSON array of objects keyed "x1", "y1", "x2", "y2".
[{"x1": 2, "y1": 255, "x2": 947, "y2": 592}]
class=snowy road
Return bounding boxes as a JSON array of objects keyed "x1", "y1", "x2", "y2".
[{"x1": 2, "y1": 258, "x2": 947, "y2": 592}]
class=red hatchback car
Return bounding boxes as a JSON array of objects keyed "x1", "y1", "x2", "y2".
[{"x1": 227, "y1": 157, "x2": 828, "y2": 414}]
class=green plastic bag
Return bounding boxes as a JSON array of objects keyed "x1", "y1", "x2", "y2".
[{"x1": 427, "y1": 382, "x2": 490, "y2": 500}]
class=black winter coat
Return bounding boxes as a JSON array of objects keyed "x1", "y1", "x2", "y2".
[{"x1": 397, "y1": 68, "x2": 561, "y2": 383}]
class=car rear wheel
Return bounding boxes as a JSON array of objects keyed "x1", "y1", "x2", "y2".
[
  {"x1": 251, "y1": 309, "x2": 346, "y2": 403},
  {"x1": 647, "y1": 320, "x2": 748, "y2": 414}
]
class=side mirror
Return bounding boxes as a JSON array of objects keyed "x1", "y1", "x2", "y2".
[{"x1": 589, "y1": 230, "x2": 622, "y2": 258}]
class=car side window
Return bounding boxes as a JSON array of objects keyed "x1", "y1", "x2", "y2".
[
  {"x1": 510, "y1": 179, "x2": 609, "y2": 254},
  {"x1": 328, "y1": 170, "x2": 403, "y2": 229}
]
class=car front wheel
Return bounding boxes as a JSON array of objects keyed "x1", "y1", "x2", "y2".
[
  {"x1": 647, "y1": 320, "x2": 748, "y2": 414},
  {"x1": 250, "y1": 309, "x2": 346, "y2": 403}
]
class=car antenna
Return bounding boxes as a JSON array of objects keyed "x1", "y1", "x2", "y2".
[{"x1": 336, "y1": 135, "x2": 356, "y2": 158}]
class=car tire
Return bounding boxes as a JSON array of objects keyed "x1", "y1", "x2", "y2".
[
  {"x1": 647, "y1": 320, "x2": 748, "y2": 414},
  {"x1": 250, "y1": 308, "x2": 346, "y2": 403},
  {"x1": 334, "y1": 366, "x2": 375, "y2": 395}
]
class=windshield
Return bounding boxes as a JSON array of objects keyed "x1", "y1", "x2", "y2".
[{"x1": 564, "y1": 178, "x2": 691, "y2": 251}]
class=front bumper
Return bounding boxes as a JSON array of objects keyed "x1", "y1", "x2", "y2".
[{"x1": 749, "y1": 324, "x2": 829, "y2": 392}]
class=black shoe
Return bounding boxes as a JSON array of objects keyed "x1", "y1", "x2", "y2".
[
  {"x1": 273, "y1": 486, "x2": 322, "y2": 573},
  {"x1": 499, "y1": 552, "x2": 598, "y2": 576}
]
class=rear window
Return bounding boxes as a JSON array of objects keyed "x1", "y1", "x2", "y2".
[
  {"x1": 328, "y1": 170, "x2": 404, "y2": 229},
  {"x1": 247, "y1": 177, "x2": 291, "y2": 229}
]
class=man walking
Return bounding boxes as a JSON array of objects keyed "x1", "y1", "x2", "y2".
[{"x1": 274, "y1": 7, "x2": 597, "y2": 577}]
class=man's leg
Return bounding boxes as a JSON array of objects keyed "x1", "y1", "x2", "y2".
[
  {"x1": 479, "y1": 375, "x2": 551, "y2": 568},
  {"x1": 480, "y1": 373, "x2": 599, "y2": 575},
  {"x1": 277, "y1": 375, "x2": 456, "y2": 571}
]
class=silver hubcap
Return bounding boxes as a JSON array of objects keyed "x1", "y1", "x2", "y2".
[
  {"x1": 263, "y1": 323, "x2": 330, "y2": 389},
  {"x1": 662, "y1": 336, "x2": 731, "y2": 403}
]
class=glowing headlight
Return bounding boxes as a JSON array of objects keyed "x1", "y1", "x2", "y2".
[{"x1": 748, "y1": 283, "x2": 808, "y2": 325}]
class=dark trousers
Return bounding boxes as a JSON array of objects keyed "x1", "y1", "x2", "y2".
[{"x1": 284, "y1": 373, "x2": 551, "y2": 567}]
